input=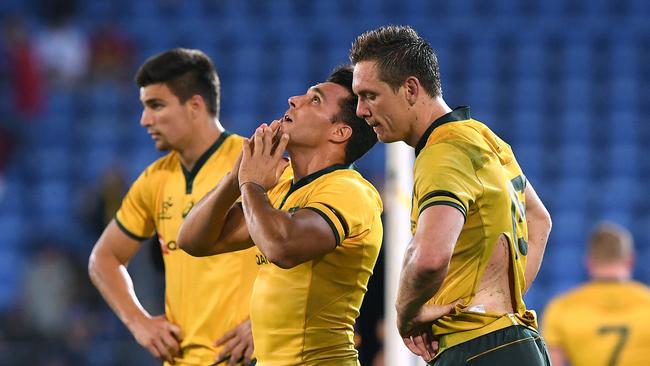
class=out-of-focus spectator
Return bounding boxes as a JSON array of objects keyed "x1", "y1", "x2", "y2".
[
  {"x1": 34, "y1": 0, "x2": 88, "y2": 88},
  {"x1": 22, "y1": 246, "x2": 76, "y2": 338},
  {"x1": 3, "y1": 241, "x2": 107, "y2": 365},
  {"x1": 2, "y1": 15, "x2": 44, "y2": 117},
  {"x1": 0, "y1": 125, "x2": 15, "y2": 201},
  {"x1": 78, "y1": 164, "x2": 128, "y2": 238},
  {"x1": 89, "y1": 23, "x2": 134, "y2": 83}
]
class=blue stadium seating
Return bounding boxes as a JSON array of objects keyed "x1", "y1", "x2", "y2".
[{"x1": 0, "y1": 4, "x2": 649, "y2": 361}]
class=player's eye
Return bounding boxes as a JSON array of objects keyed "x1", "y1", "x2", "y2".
[{"x1": 311, "y1": 95, "x2": 320, "y2": 104}]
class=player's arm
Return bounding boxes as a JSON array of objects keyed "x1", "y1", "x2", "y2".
[
  {"x1": 177, "y1": 168, "x2": 253, "y2": 257},
  {"x1": 238, "y1": 123, "x2": 335, "y2": 268},
  {"x1": 241, "y1": 184, "x2": 337, "y2": 269},
  {"x1": 88, "y1": 220, "x2": 182, "y2": 364},
  {"x1": 522, "y1": 182, "x2": 552, "y2": 292},
  {"x1": 395, "y1": 205, "x2": 463, "y2": 360},
  {"x1": 396, "y1": 205, "x2": 463, "y2": 325}
]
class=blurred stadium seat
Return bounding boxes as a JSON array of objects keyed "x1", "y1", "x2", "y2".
[{"x1": 0, "y1": 1, "x2": 648, "y2": 364}]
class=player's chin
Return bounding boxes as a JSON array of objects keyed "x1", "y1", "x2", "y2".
[
  {"x1": 376, "y1": 132, "x2": 398, "y2": 144},
  {"x1": 154, "y1": 141, "x2": 172, "y2": 151}
]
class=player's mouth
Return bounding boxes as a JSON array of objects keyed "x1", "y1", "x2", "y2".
[{"x1": 282, "y1": 114, "x2": 293, "y2": 123}]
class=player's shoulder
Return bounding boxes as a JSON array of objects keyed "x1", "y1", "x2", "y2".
[
  {"x1": 418, "y1": 120, "x2": 485, "y2": 160},
  {"x1": 321, "y1": 168, "x2": 382, "y2": 208},
  {"x1": 212, "y1": 131, "x2": 244, "y2": 158},
  {"x1": 142, "y1": 151, "x2": 180, "y2": 177},
  {"x1": 431, "y1": 118, "x2": 485, "y2": 143},
  {"x1": 222, "y1": 131, "x2": 245, "y2": 147},
  {"x1": 546, "y1": 283, "x2": 594, "y2": 310},
  {"x1": 624, "y1": 281, "x2": 650, "y2": 302}
]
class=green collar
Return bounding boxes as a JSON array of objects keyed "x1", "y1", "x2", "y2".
[
  {"x1": 278, "y1": 163, "x2": 352, "y2": 209},
  {"x1": 414, "y1": 106, "x2": 471, "y2": 157},
  {"x1": 181, "y1": 131, "x2": 231, "y2": 194}
]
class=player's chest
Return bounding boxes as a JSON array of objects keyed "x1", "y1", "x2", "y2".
[{"x1": 154, "y1": 169, "x2": 227, "y2": 232}]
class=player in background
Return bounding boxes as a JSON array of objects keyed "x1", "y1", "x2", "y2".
[
  {"x1": 178, "y1": 66, "x2": 383, "y2": 365},
  {"x1": 88, "y1": 48, "x2": 257, "y2": 366},
  {"x1": 543, "y1": 222, "x2": 650, "y2": 366},
  {"x1": 350, "y1": 25, "x2": 553, "y2": 365}
]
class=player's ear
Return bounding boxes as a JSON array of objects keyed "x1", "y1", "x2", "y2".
[
  {"x1": 330, "y1": 122, "x2": 352, "y2": 143},
  {"x1": 187, "y1": 95, "x2": 205, "y2": 119},
  {"x1": 404, "y1": 76, "x2": 419, "y2": 106}
]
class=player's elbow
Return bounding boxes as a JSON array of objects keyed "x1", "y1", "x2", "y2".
[
  {"x1": 530, "y1": 205, "x2": 553, "y2": 234},
  {"x1": 177, "y1": 237, "x2": 207, "y2": 257},
  {"x1": 88, "y1": 251, "x2": 98, "y2": 283},
  {"x1": 407, "y1": 244, "x2": 451, "y2": 277},
  {"x1": 544, "y1": 211, "x2": 552, "y2": 232},
  {"x1": 177, "y1": 226, "x2": 208, "y2": 257},
  {"x1": 267, "y1": 252, "x2": 299, "y2": 269},
  {"x1": 88, "y1": 246, "x2": 106, "y2": 286},
  {"x1": 415, "y1": 254, "x2": 450, "y2": 276},
  {"x1": 265, "y1": 245, "x2": 300, "y2": 269}
]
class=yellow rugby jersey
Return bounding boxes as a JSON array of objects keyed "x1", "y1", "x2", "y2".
[
  {"x1": 250, "y1": 165, "x2": 383, "y2": 366},
  {"x1": 115, "y1": 132, "x2": 258, "y2": 365},
  {"x1": 543, "y1": 281, "x2": 650, "y2": 366},
  {"x1": 411, "y1": 107, "x2": 535, "y2": 350}
]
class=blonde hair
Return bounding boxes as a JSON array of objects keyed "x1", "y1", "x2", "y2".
[{"x1": 587, "y1": 221, "x2": 634, "y2": 264}]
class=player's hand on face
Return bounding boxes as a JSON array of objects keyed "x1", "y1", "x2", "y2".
[
  {"x1": 214, "y1": 318, "x2": 254, "y2": 366},
  {"x1": 397, "y1": 302, "x2": 457, "y2": 362},
  {"x1": 130, "y1": 314, "x2": 183, "y2": 364},
  {"x1": 239, "y1": 122, "x2": 289, "y2": 191}
]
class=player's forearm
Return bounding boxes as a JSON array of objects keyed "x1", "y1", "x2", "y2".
[
  {"x1": 88, "y1": 250, "x2": 151, "y2": 330},
  {"x1": 396, "y1": 240, "x2": 450, "y2": 321},
  {"x1": 240, "y1": 183, "x2": 297, "y2": 268},
  {"x1": 524, "y1": 211, "x2": 552, "y2": 292},
  {"x1": 178, "y1": 172, "x2": 240, "y2": 256}
]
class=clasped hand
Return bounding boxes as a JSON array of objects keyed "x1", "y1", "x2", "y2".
[{"x1": 238, "y1": 121, "x2": 290, "y2": 191}]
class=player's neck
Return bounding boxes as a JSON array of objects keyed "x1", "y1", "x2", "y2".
[
  {"x1": 288, "y1": 146, "x2": 346, "y2": 182},
  {"x1": 407, "y1": 96, "x2": 452, "y2": 147},
  {"x1": 177, "y1": 119, "x2": 224, "y2": 171},
  {"x1": 590, "y1": 265, "x2": 632, "y2": 282}
]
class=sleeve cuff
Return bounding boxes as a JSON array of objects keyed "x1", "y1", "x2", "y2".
[
  {"x1": 304, "y1": 202, "x2": 349, "y2": 245},
  {"x1": 115, "y1": 216, "x2": 152, "y2": 242},
  {"x1": 419, "y1": 190, "x2": 467, "y2": 220}
]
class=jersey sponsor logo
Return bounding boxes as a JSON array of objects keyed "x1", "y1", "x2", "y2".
[
  {"x1": 256, "y1": 253, "x2": 270, "y2": 265},
  {"x1": 157, "y1": 234, "x2": 178, "y2": 254},
  {"x1": 158, "y1": 197, "x2": 173, "y2": 220}
]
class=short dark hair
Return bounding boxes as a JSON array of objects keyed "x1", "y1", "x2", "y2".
[
  {"x1": 135, "y1": 48, "x2": 221, "y2": 118},
  {"x1": 588, "y1": 222, "x2": 634, "y2": 264},
  {"x1": 326, "y1": 65, "x2": 378, "y2": 165},
  {"x1": 350, "y1": 25, "x2": 442, "y2": 98}
]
